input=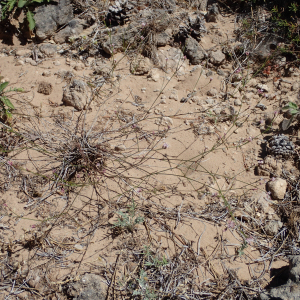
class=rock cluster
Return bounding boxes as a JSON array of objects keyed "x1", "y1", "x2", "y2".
[
  {"x1": 268, "y1": 134, "x2": 295, "y2": 157},
  {"x1": 106, "y1": 0, "x2": 135, "y2": 25}
]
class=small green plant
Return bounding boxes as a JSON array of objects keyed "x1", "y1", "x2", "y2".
[
  {"x1": 282, "y1": 101, "x2": 300, "y2": 130},
  {"x1": 112, "y1": 199, "x2": 144, "y2": 232},
  {"x1": 143, "y1": 246, "x2": 169, "y2": 268},
  {"x1": 132, "y1": 269, "x2": 157, "y2": 300},
  {"x1": 0, "y1": 82, "x2": 21, "y2": 123},
  {"x1": 1, "y1": 0, "x2": 51, "y2": 30}
]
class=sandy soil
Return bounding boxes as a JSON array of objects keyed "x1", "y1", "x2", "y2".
[{"x1": 0, "y1": 10, "x2": 299, "y2": 299}]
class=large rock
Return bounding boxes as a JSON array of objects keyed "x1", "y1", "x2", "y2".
[
  {"x1": 65, "y1": 273, "x2": 106, "y2": 300},
  {"x1": 62, "y1": 79, "x2": 89, "y2": 111},
  {"x1": 156, "y1": 30, "x2": 172, "y2": 47},
  {"x1": 185, "y1": 37, "x2": 206, "y2": 65},
  {"x1": 264, "y1": 220, "x2": 283, "y2": 235},
  {"x1": 54, "y1": 19, "x2": 85, "y2": 44},
  {"x1": 130, "y1": 55, "x2": 152, "y2": 75},
  {"x1": 254, "y1": 34, "x2": 283, "y2": 61},
  {"x1": 34, "y1": 0, "x2": 74, "y2": 40},
  {"x1": 156, "y1": 47, "x2": 187, "y2": 74},
  {"x1": 267, "y1": 178, "x2": 287, "y2": 200},
  {"x1": 210, "y1": 50, "x2": 225, "y2": 65},
  {"x1": 101, "y1": 24, "x2": 139, "y2": 55},
  {"x1": 260, "y1": 256, "x2": 300, "y2": 300},
  {"x1": 39, "y1": 44, "x2": 57, "y2": 57}
]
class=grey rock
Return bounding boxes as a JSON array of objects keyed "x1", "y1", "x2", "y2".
[
  {"x1": 268, "y1": 134, "x2": 295, "y2": 157},
  {"x1": 206, "y1": 70, "x2": 214, "y2": 77},
  {"x1": 39, "y1": 44, "x2": 57, "y2": 57},
  {"x1": 292, "y1": 82, "x2": 300, "y2": 91},
  {"x1": 102, "y1": 25, "x2": 138, "y2": 55},
  {"x1": 34, "y1": 0, "x2": 74, "y2": 40},
  {"x1": 54, "y1": 19, "x2": 85, "y2": 44},
  {"x1": 217, "y1": 69, "x2": 225, "y2": 76},
  {"x1": 147, "y1": 69, "x2": 160, "y2": 82},
  {"x1": 260, "y1": 256, "x2": 300, "y2": 300},
  {"x1": 289, "y1": 256, "x2": 300, "y2": 284},
  {"x1": 210, "y1": 50, "x2": 225, "y2": 65},
  {"x1": 267, "y1": 178, "x2": 287, "y2": 200},
  {"x1": 93, "y1": 63, "x2": 113, "y2": 77},
  {"x1": 156, "y1": 48, "x2": 185, "y2": 72},
  {"x1": 156, "y1": 31, "x2": 172, "y2": 47},
  {"x1": 62, "y1": 79, "x2": 89, "y2": 110},
  {"x1": 254, "y1": 34, "x2": 283, "y2": 61},
  {"x1": 65, "y1": 273, "x2": 106, "y2": 300},
  {"x1": 234, "y1": 99, "x2": 242, "y2": 106},
  {"x1": 130, "y1": 55, "x2": 152, "y2": 75},
  {"x1": 185, "y1": 37, "x2": 206, "y2": 65},
  {"x1": 206, "y1": 3, "x2": 219, "y2": 22},
  {"x1": 207, "y1": 88, "x2": 218, "y2": 97},
  {"x1": 15, "y1": 49, "x2": 32, "y2": 56},
  {"x1": 256, "y1": 103, "x2": 267, "y2": 111},
  {"x1": 264, "y1": 220, "x2": 283, "y2": 235}
]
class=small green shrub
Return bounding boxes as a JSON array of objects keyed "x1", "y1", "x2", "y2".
[
  {"x1": 1, "y1": 0, "x2": 51, "y2": 30},
  {"x1": 112, "y1": 200, "x2": 144, "y2": 232},
  {"x1": 282, "y1": 101, "x2": 300, "y2": 130},
  {"x1": 0, "y1": 82, "x2": 22, "y2": 123}
]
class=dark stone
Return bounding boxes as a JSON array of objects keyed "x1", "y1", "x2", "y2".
[
  {"x1": 53, "y1": 19, "x2": 85, "y2": 44},
  {"x1": 156, "y1": 31, "x2": 172, "y2": 47},
  {"x1": 65, "y1": 273, "x2": 106, "y2": 300},
  {"x1": 39, "y1": 44, "x2": 57, "y2": 57},
  {"x1": 184, "y1": 36, "x2": 206, "y2": 65},
  {"x1": 34, "y1": 0, "x2": 74, "y2": 40},
  {"x1": 260, "y1": 256, "x2": 300, "y2": 300}
]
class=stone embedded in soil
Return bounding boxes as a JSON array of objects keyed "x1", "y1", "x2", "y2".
[
  {"x1": 65, "y1": 273, "x2": 106, "y2": 300},
  {"x1": 210, "y1": 50, "x2": 225, "y2": 65},
  {"x1": 264, "y1": 220, "x2": 283, "y2": 235},
  {"x1": 234, "y1": 98, "x2": 242, "y2": 106},
  {"x1": 257, "y1": 83, "x2": 269, "y2": 92},
  {"x1": 147, "y1": 69, "x2": 160, "y2": 82},
  {"x1": 62, "y1": 79, "x2": 88, "y2": 110},
  {"x1": 42, "y1": 71, "x2": 52, "y2": 77},
  {"x1": 54, "y1": 18, "x2": 85, "y2": 44},
  {"x1": 185, "y1": 36, "x2": 206, "y2": 65},
  {"x1": 260, "y1": 255, "x2": 300, "y2": 300},
  {"x1": 267, "y1": 178, "x2": 287, "y2": 200},
  {"x1": 207, "y1": 88, "x2": 218, "y2": 97},
  {"x1": 169, "y1": 90, "x2": 179, "y2": 101},
  {"x1": 130, "y1": 56, "x2": 152, "y2": 75},
  {"x1": 114, "y1": 145, "x2": 126, "y2": 151},
  {"x1": 15, "y1": 60, "x2": 25, "y2": 66},
  {"x1": 39, "y1": 44, "x2": 57, "y2": 57},
  {"x1": 37, "y1": 81, "x2": 53, "y2": 95},
  {"x1": 156, "y1": 30, "x2": 172, "y2": 47},
  {"x1": 15, "y1": 49, "x2": 32, "y2": 57}
]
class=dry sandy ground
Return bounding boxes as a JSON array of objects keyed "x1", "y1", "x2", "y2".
[{"x1": 0, "y1": 12, "x2": 298, "y2": 299}]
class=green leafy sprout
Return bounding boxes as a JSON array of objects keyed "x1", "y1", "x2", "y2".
[
  {"x1": 282, "y1": 101, "x2": 300, "y2": 130},
  {"x1": 0, "y1": 82, "x2": 22, "y2": 122},
  {"x1": 112, "y1": 199, "x2": 144, "y2": 232},
  {"x1": 1, "y1": 0, "x2": 51, "y2": 30}
]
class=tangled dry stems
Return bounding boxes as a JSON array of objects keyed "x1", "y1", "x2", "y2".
[{"x1": 2, "y1": 8, "x2": 300, "y2": 300}]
